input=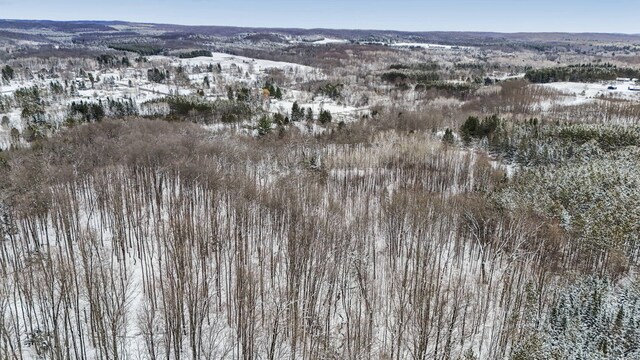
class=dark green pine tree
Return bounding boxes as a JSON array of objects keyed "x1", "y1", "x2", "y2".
[
  {"x1": 319, "y1": 109, "x2": 332, "y2": 124},
  {"x1": 2, "y1": 65, "x2": 15, "y2": 82},
  {"x1": 257, "y1": 115, "x2": 273, "y2": 136},
  {"x1": 442, "y1": 128, "x2": 455, "y2": 144},
  {"x1": 291, "y1": 101, "x2": 304, "y2": 121}
]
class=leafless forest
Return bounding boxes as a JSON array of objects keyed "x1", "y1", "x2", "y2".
[{"x1": 0, "y1": 119, "x2": 552, "y2": 359}]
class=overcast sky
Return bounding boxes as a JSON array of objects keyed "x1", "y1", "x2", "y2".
[{"x1": 2, "y1": 0, "x2": 639, "y2": 33}]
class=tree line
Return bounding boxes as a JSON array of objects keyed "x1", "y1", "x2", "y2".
[{"x1": 525, "y1": 64, "x2": 640, "y2": 83}]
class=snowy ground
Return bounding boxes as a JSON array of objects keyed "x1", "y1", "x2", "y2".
[
  {"x1": 488, "y1": 72, "x2": 526, "y2": 81},
  {"x1": 290, "y1": 36, "x2": 349, "y2": 45},
  {"x1": 540, "y1": 80, "x2": 640, "y2": 102},
  {"x1": 149, "y1": 53, "x2": 317, "y2": 77},
  {"x1": 269, "y1": 98, "x2": 369, "y2": 124},
  {"x1": 390, "y1": 42, "x2": 470, "y2": 50},
  {"x1": 521, "y1": 80, "x2": 640, "y2": 114},
  {"x1": 309, "y1": 38, "x2": 349, "y2": 45},
  {"x1": 0, "y1": 80, "x2": 39, "y2": 96}
]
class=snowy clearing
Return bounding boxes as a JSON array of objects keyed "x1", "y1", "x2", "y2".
[{"x1": 540, "y1": 80, "x2": 640, "y2": 102}]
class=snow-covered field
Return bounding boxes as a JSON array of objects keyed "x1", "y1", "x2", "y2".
[
  {"x1": 289, "y1": 36, "x2": 349, "y2": 45},
  {"x1": 149, "y1": 53, "x2": 316, "y2": 74},
  {"x1": 269, "y1": 98, "x2": 369, "y2": 124},
  {"x1": 390, "y1": 42, "x2": 469, "y2": 50},
  {"x1": 488, "y1": 72, "x2": 526, "y2": 81},
  {"x1": 308, "y1": 38, "x2": 349, "y2": 45},
  {"x1": 0, "y1": 80, "x2": 39, "y2": 96},
  {"x1": 541, "y1": 80, "x2": 640, "y2": 102}
]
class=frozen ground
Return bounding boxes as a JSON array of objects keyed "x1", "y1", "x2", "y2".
[
  {"x1": 290, "y1": 37, "x2": 349, "y2": 45},
  {"x1": 541, "y1": 80, "x2": 640, "y2": 101},
  {"x1": 488, "y1": 72, "x2": 526, "y2": 81},
  {"x1": 390, "y1": 42, "x2": 470, "y2": 50},
  {"x1": 525, "y1": 80, "x2": 640, "y2": 114},
  {"x1": 308, "y1": 38, "x2": 349, "y2": 45},
  {"x1": 269, "y1": 98, "x2": 369, "y2": 124},
  {"x1": 149, "y1": 53, "x2": 317, "y2": 75}
]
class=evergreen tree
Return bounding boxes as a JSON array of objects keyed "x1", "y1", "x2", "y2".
[
  {"x1": 1, "y1": 65, "x2": 15, "y2": 82},
  {"x1": 88, "y1": 73, "x2": 95, "y2": 88},
  {"x1": 273, "y1": 113, "x2": 287, "y2": 125},
  {"x1": 460, "y1": 116, "x2": 480, "y2": 143},
  {"x1": 236, "y1": 87, "x2": 251, "y2": 102},
  {"x1": 443, "y1": 128, "x2": 455, "y2": 144},
  {"x1": 291, "y1": 101, "x2": 304, "y2": 121},
  {"x1": 10, "y1": 127, "x2": 19, "y2": 143},
  {"x1": 319, "y1": 109, "x2": 332, "y2": 124},
  {"x1": 264, "y1": 82, "x2": 276, "y2": 96},
  {"x1": 147, "y1": 68, "x2": 166, "y2": 83},
  {"x1": 257, "y1": 115, "x2": 273, "y2": 136}
]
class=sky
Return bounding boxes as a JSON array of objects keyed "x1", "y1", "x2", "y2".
[{"x1": 1, "y1": 0, "x2": 639, "y2": 33}]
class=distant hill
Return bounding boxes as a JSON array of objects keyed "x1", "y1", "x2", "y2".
[{"x1": 1, "y1": 19, "x2": 640, "y2": 52}]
